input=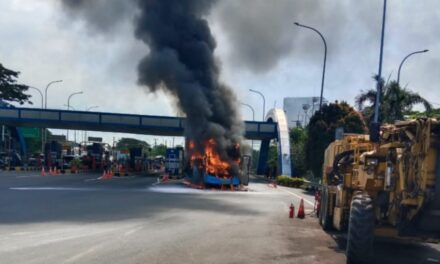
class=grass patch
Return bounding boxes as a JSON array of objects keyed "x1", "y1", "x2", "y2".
[{"x1": 276, "y1": 175, "x2": 305, "y2": 188}]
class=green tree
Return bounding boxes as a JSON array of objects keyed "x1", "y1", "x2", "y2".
[
  {"x1": 0, "y1": 63, "x2": 31, "y2": 104},
  {"x1": 356, "y1": 78, "x2": 431, "y2": 124},
  {"x1": 407, "y1": 108, "x2": 440, "y2": 119},
  {"x1": 265, "y1": 141, "x2": 279, "y2": 176},
  {"x1": 151, "y1": 144, "x2": 167, "y2": 157},
  {"x1": 305, "y1": 101, "x2": 367, "y2": 178},
  {"x1": 290, "y1": 127, "x2": 307, "y2": 177},
  {"x1": 116, "y1": 138, "x2": 150, "y2": 152}
]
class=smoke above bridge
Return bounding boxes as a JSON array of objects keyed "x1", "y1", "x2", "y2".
[{"x1": 61, "y1": 0, "x2": 243, "y2": 172}]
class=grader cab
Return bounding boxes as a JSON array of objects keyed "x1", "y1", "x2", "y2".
[{"x1": 320, "y1": 119, "x2": 440, "y2": 263}]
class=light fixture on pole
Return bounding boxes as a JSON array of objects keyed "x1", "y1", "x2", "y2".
[
  {"x1": 294, "y1": 22, "x2": 327, "y2": 111},
  {"x1": 43, "y1": 80, "x2": 63, "y2": 150},
  {"x1": 397, "y1": 49, "x2": 429, "y2": 85},
  {"x1": 29, "y1": 86, "x2": 44, "y2": 153},
  {"x1": 66, "y1": 91, "x2": 83, "y2": 141},
  {"x1": 249, "y1": 89, "x2": 266, "y2": 121}
]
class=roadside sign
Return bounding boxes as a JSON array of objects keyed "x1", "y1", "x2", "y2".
[
  {"x1": 49, "y1": 135, "x2": 66, "y2": 142},
  {"x1": 88, "y1": 137, "x2": 103, "y2": 142},
  {"x1": 19, "y1": 127, "x2": 40, "y2": 138}
]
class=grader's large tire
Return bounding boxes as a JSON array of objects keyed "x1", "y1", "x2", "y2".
[
  {"x1": 319, "y1": 187, "x2": 332, "y2": 230},
  {"x1": 346, "y1": 192, "x2": 374, "y2": 264}
]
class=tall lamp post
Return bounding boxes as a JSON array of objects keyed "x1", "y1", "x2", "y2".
[
  {"x1": 294, "y1": 22, "x2": 327, "y2": 111},
  {"x1": 43, "y1": 80, "x2": 62, "y2": 147},
  {"x1": 240, "y1": 102, "x2": 255, "y2": 150},
  {"x1": 249, "y1": 89, "x2": 266, "y2": 121},
  {"x1": 84, "y1": 106, "x2": 99, "y2": 143},
  {"x1": 66, "y1": 91, "x2": 83, "y2": 141},
  {"x1": 371, "y1": 0, "x2": 387, "y2": 142},
  {"x1": 240, "y1": 102, "x2": 255, "y2": 121},
  {"x1": 29, "y1": 86, "x2": 44, "y2": 153},
  {"x1": 44, "y1": 80, "x2": 63, "y2": 109},
  {"x1": 397, "y1": 49, "x2": 429, "y2": 85}
]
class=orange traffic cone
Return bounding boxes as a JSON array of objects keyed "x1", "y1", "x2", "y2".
[
  {"x1": 289, "y1": 203, "x2": 295, "y2": 218},
  {"x1": 297, "y1": 199, "x2": 305, "y2": 219},
  {"x1": 102, "y1": 170, "x2": 107, "y2": 180},
  {"x1": 107, "y1": 170, "x2": 113, "y2": 180},
  {"x1": 41, "y1": 167, "x2": 46, "y2": 176},
  {"x1": 49, "y1": 167, "x2": 53, "y2": 175}
]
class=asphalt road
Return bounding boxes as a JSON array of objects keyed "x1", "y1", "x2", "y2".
[{"x1": 0, "y1": 171, "x2": 438, "y2": 264}]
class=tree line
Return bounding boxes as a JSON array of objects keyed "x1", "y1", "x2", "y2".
[{"x1": 289, "y1": 76, "x2": 434, "y2": 179}]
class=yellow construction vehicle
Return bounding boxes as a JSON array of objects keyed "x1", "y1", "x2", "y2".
[{"x1": 320, "y1": 118, "x2": 440, "y2": 263}]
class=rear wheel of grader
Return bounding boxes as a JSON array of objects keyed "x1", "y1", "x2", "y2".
[{"x1": 346, "y1": 192, "x2": 374, "y2": 264}]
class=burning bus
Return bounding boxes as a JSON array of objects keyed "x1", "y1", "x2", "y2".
[{"x1": 186, "y1": 139, "x2": 251, "y2": 188}]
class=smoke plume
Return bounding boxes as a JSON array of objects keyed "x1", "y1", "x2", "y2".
[
  {"x1": 61, "y1": 0, "x2": 243, "y2": 172},
  {"x1": 134, "y1": 0, "x2": 243, "y2": 170}
]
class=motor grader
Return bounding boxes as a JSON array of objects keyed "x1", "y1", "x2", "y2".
[{"x1": 320, "y1": 118, "x2": 440, "y2": 263}]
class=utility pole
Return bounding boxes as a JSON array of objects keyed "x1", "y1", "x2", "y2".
[{"x1": 371, "y1": 0, "x2": 387, "y2": 142}]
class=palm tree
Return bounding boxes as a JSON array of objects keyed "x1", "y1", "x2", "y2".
[{"x1": 356, "y1": 77, "x2": 431, "y2": 124}]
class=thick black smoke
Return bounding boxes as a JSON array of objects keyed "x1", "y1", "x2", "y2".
[
  {"x1": 61, "y1": 0, "x2": 243, "y2": 172},
  {"x1": 134, "y1": 0, "x2": 243, "y2": 169}
]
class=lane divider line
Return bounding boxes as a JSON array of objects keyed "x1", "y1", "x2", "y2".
[{"x1": 277, "y1": 187, "x2": 315, "y2": 206}]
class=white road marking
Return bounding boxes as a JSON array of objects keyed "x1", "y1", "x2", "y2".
[
  {"x1": 124, "y1": 226, "x2": 144, "y2": 236},
  {"x1": 148, "y1": 185, "x2": 275, "y2": 195},
  {"x1": 10, "y1": 187, "x2": 101, "y2": 191},
  {"x1": 277, "y1": 187, "x2": 315, "y2": 206},
  {"x1": 62, "y1": 245, "x2": 100, "y2": 264},
  {"x1": 84, "y1": 178, "x2": 100, "y2": 182}
]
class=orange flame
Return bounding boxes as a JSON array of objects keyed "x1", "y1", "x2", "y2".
[{"x1": 189, "y1": 139, "x2": 239, "y2": 177}]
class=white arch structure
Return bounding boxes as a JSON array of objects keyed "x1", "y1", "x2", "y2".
[{"x1": 264, "y1": 108, "x2": 292, "y2": 176}]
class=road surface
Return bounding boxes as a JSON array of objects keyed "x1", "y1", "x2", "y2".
[{"x1": 0, "y1": 171, "x2": 438, "y2": 263}]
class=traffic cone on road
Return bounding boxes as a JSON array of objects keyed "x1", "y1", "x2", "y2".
[
  {"x1": 289, "y1": 203, "x2": 295, "y2": 219},
  {"x1": 107, "y1": 170, "x2": 113, "y2": 180},
  {"x1": 49, "y1": 167, "x2": 53, "y2": 175},
  {"x1": 297, "y1": 199, "x2": 305, "y2": 219},
  {"x1": 41, "y1": 167, "x2": 46, "y2": 176},
  {"x1": 102, "y1": 170, "x2": 107, "y2": 180}
]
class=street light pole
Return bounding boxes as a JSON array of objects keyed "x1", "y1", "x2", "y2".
[
  {"x1": 44, "y1": 80, "x2": 63, "y2": 109},
  {"x1": 240, "y1": 102, "x2": 255, "y2": 150},
  {"x1": 66, "y1": 91, "x2": 83, "y2": 141},
  {"x1": 397, "y1": 49, "x2": 429, "y2": 85},
  {"x1": 240, "y1": 102, "x2": 255, "y2": 121},
  {"x1": 84, "y1": 106, "x2": 99, "y2": 143},
  {"x1": 294, "y1": 22, "x2": 327, "y2": 111},
  {"x1": 249, "y1": 89, "x2": 266, "y2": 121},
  {"x1": 43, "y1": 80, "x2": 62, "y2": 148},
  {"x1": 29, "y1": 86, "x2": 44, "y2": 153},
  {"x1": 371, "y1": 0, "x2": 387, "y2": 142}
]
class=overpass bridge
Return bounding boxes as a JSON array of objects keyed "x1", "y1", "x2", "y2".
[{"x1": 0, "y1": 106, "x2": 292, "y2": 176}]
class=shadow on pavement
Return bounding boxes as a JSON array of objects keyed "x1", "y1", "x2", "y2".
[
  {"x1": 0, "y1": 175, "x2": 264, "y2": 224},
  {"x1": 327, "y1": 230, "x2": 440, "y2": 263}
]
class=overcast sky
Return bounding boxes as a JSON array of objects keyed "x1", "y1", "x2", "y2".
[{"x1": 1, "y1": 0, "x2": 439, "y2": 145}]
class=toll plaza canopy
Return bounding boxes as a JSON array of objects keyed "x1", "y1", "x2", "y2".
[{"x1": 0, "y1": 106, "x2": 277, "y2": 140}]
